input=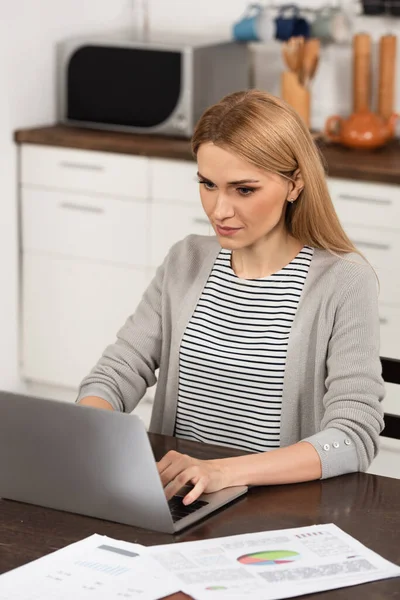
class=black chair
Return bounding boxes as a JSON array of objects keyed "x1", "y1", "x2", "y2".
[{"x1": 381, "y1": 357, "x2": 400, "y2": 440}]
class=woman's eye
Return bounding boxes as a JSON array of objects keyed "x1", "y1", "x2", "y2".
[
  {"x1": 237, "y1": 187, "x2": 255, "y2": 196},
  {"x1": 199, "y1": 180, "x2": 216, "y2": 191}
]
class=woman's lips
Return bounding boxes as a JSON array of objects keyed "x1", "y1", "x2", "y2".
[{"x1": 216, "y1": 225, "x2": 242, "y2": 236}]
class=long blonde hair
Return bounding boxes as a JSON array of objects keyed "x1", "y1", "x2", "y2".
[{"x1": 191, "y1": 89, "x2": 357, "y2": 255}]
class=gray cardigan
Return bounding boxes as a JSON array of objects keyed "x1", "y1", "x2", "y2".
[{"x1": 77, "y1": 235, "x2": 385, "y2": 479}]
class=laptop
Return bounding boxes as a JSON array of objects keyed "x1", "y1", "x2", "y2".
[{"x1": 0, "y1": 392, "x2": 247, "y2": 533}]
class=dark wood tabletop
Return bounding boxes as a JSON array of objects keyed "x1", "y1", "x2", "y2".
[
  {"x1": 14, "y1": 125, "x2": 400, "y2": 186},
  {"x1": 1, "y1": 433, "x2": 399, "y2": 599}
]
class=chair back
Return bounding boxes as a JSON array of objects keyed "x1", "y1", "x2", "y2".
[{"x1": 381, "y1": 356, "x2": 400, "y2": 439}]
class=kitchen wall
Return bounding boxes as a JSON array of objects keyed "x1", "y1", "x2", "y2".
[
  {"x1": 0, "y1": 0, "x2": 135, "y2": 391},
  {"x1": 148, "y1": 0, "x2": 400, "y2": 130}
]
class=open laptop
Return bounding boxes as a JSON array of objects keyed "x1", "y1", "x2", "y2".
[{"x1": 0, "y1": 392, "x2": 247, "y2": 533}]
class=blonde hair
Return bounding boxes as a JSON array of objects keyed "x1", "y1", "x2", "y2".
[{"x1": 191, "y1": 89, "x2": 357, "y2": 255}]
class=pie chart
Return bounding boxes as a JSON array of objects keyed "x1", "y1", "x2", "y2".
[{"x1": 237, "y1": 550, "x2": 300, "y2": 566}]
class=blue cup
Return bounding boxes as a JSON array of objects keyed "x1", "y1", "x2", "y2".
[
  {"x1": 275, "y1": 4, "x2": 310, "y2": 41},
  {"x1": 233, "y1": 3, "x2": 263, "y2": 42}
]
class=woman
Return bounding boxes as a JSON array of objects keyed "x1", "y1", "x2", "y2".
[{"x1": 77, "y1": 90, "x2": 384, "y2": 506}]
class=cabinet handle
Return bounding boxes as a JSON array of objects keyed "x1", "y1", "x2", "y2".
[
  {"x1": 379, "y1": 317, "x2": 388, "y2": 325},
  {"x1": 352, "y1": 240, "x2": 391, "y2": 251},
  {"x1": 59, "y1": 161, "x2": 104, "y2": 172},
  {"x1": 338, "y1": 193, "x2": 391, "y2": 206},
  {"x1": 193, "y1": 217, "x2": 210, "y2": 226},
  {"x1": 60, "y1": 202, "x2": 104, "y2": 215}
]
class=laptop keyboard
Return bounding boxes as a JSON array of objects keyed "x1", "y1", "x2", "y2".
[{"x1": 168, "y1": 495, "x2": 209, "y2": 522}]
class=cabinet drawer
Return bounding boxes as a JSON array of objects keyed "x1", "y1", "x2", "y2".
[
  {"x1": 342, "y1": 225, "x2": 400, "y2": 304},
  {"x1": 343, "y1": 225, "x2": 400, "y2": 271},
  {"x1": 328, "y1": 177, "x2": 400, "y2": 230},
  {"x1": 21, "y1": 145, "x2": 149, "y2": 198},
  {"x1": 379, "y1": 305, "x2": 400, "y2": 360},
  {"x1": 338, "y1": 225, "x2": 400, "y2": 305},
  {"x1": 377, "y1": 269, "x2": 400, "y2": 306},
  {"x1": 22, "y1": 254, "x2": 149, "y2": 388},
  {"x1": 151, "y1": 158, "x2": 199, "y2": 204},
  {"x1": 150, "y1": 203, "x2": 212, "y2": 267},
  {"x1": 22, "y1": 188, "x2": 149, "y2": 267}
]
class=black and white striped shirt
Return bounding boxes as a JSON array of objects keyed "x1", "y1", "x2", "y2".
[{"x1": 175, "y1": 246, "x2": 313, "y2": 453}]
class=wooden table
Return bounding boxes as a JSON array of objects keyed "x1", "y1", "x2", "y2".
[{"x1": 1, "y1": 434, "x2": 399, "y2": 599}]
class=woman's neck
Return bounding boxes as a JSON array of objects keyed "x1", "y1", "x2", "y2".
[{"x1": 231, "y1": 232, "x2": 303, "y2": 279}]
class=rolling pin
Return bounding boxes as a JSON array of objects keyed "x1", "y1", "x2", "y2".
[
  {"x1": 353, "y1": 33, "x2": 371, "y2": 113},
  {"x1": 378, "y1": 35, "x2": 397, "y2": 120}
]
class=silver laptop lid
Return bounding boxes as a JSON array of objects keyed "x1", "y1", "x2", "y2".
[{"x1": 0, "y1": 393, "x2": 175, "y2": 533}]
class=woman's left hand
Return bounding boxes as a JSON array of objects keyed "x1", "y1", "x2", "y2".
[{"x1": 157, "y1": 450, "x2": 229, "y2": 505}]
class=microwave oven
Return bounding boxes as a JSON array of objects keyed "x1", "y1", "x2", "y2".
[{"x1": 57, "y1": 36, "x2": 249, "y2": 138}]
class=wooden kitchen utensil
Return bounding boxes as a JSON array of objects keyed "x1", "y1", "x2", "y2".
[
  {"x1": 281, "y1": 37, "x2": 319, "y2": 128},
  {"x1": 281, "y1": 70, "x2": 310, "y2": 127},
  {"x1": 302, "y1": 38, "x2": 320, "y2": 87},
  {"x1": 353, "y1": 33, "x2": 371, "y2": 113},
  {"x1": 282, "y1": 36, "x2": 304, "y2": 75},
  {"x1": 378, "y1": 34, "x2": 397, "y2": 120}
]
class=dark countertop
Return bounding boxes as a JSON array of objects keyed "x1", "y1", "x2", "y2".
[{"x1": 14, "y1": 125, "x2": 400, "y2": 186}]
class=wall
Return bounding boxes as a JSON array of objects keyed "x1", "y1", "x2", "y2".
[
  {"x1": 148, "y1": 0, "x2": 400, "y2": 130},
  {"x1": 0, "y1": 0, "x2": 135, "y2": 391}
]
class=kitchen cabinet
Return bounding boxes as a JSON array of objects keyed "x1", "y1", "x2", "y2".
[
  {"x1": 20, "y1": 145, "x2": 154, "y2": 394},
  {"x1": 22, "y1": 188, "x2": 149, "y2": 266},
  {"x1": 22, "y1": 253, "x2": 150, "y2": 388},
  {"x1": 19, "y1": 145, "x2": 211, "y2": 402},
  {"x1": 21, "y1": 144, "x2": 149, "y2": 198},
  {"x1": 150, "y1": 202, "x2": 211, "y2": 267},
  {"x1": 18, "y1": 143, "x2": 400, "y2": 430},
  {"x1": 328, "y1": 177, "x2": 400, "y2": 360}
]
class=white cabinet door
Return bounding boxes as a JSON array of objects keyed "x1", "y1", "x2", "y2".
[
  {"x1": 151, "y1": 158, "x2": 199, "y2": 204},
  {"x1": 150, "y1": 202, "x2": 212, "y2": 267},
  {"x1": 379, "y1": 305, "x2": 400, "y2": 360},
  {"x1": 22, "y1": 188, "x2": 149, "y2": 267},
  {"x1": 21, "y1": 145, "x2": 150, "y2": 199},
  {"x1": 22, "y1": 253, "x2": 149, "y2": 389},
  {"x1": 328, "y1": 177, "x2": 400, "y2": 230}
]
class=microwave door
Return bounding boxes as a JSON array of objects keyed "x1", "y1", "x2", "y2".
[{"x1": 67, "y1": 45, "x2": 182, "y2": 129}]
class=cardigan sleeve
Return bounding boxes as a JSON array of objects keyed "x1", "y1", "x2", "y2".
[
  {"x1": 302, "y1": 264, "x2": 385, "y2": 479},
  {"x1": 76, "y1": 260, "x2": 165, "y2": 412}
]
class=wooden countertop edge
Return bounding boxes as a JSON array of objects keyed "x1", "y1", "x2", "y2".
[
  {"x1": 14, "y1": 125, "x2": 400, "y2": 185},
  {"x1": 14, "y1": 124, "x2": 195, "y2": 162}
]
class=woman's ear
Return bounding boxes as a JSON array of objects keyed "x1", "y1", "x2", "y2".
[{"x1": 287, "y1": 169, "x2": 304, "y2": 202}]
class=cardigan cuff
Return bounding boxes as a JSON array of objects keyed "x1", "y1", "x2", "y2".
[
  {"x1": 302, "y1": 427, "x2": 359, "y2": 479},
  {"x1": 76, "y1": 384, "x2": 124, "y2": 412}
]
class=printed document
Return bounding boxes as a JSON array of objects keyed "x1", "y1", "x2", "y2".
[
  {"x1": 0, "y1": 534, "x2": 179, "y2": 600},
  {"x1": 150, "y1": 523, "x2": 400, "y2": 600},
  {"x1": 1, "y1": 523, "x2": 399, "y2": 600}
]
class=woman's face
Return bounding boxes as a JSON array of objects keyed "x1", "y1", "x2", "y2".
[{"x1": 197, "y1": 143, "x2": 297, "y2": 251}]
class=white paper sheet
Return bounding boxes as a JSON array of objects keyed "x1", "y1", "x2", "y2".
[
  {"x1": 150, "y1": 523, "x2": 400, "y2": 600},
  {"x1": 0, "y1": 534, "x2": 179, "y2": 600}
]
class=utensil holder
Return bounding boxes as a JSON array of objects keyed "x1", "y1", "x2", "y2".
[{"x1": 281, "y1": 71, "x2": 310, "y2": 128}]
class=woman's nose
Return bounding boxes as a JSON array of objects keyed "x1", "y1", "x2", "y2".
[{"x1": 213, "y1": 193, "x2": 235, "y2": 221}]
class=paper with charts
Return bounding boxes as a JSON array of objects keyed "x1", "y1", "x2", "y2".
[
  {"x1": 150, "y1": 523, "x2": 400, "y2": 600},
  {"x1": 0, "y1": 533, "x2": 179, "y2": 600}
]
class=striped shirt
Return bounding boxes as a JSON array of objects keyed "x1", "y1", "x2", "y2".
[{"x1": 175, "y1": 246, "x2": 314, "y2": 453}]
